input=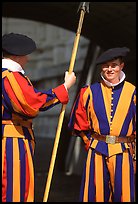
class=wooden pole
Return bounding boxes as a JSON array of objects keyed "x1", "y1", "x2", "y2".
[{"x1": 43, "y1": 3, "x2": 90, "y2": 202}]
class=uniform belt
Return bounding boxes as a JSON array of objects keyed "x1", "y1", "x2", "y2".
[
  {"x1": 2, "y1": 120, "x2": 32, "y2": 128},
  {"x1": 91, "y1": 133, "x2": 135, "y2": 144}
]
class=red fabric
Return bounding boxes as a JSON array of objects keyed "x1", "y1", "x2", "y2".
[
  {"x1": 24, "y1": 145, "x2": 30, "y2": 202},
  {"x1": 84, "y1": 140, "x2": 91, "y2": 151},
  {"x1": 53, "y1": 84, "x2": 69, "y2": 104},
  {"x1": 74, "y1": 87, "x2": 90, "y2": 131},
  {"x1": 13, "y1": 72, "x2": 47, "y2": 109},
  {"x1": 2, "y1": 151, "x2": 7, "y2": 202}
]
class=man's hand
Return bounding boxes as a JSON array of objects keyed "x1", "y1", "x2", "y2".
[{"x1": 64, "y1": 71, "x2": 76, "y2": 90}]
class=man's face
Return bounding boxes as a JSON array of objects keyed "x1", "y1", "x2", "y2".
[{"x1": 101, "y1": 58, "x2": 124, "y2": 84}]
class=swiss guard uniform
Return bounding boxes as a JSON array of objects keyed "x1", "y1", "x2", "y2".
[
  {"x1": 68, "y1": 47, "x2": 136, "y2": 202},
  {"x1": 2, "y1": 33, "x2": 69, "y2": 202}
]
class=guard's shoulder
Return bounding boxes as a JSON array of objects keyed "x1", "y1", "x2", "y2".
[{"x1": 125, "y1": 81, "x2": 136, "y2": 88}]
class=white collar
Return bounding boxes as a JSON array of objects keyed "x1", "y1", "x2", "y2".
[
  {"x1": 100, "y1": 71, "x2": 126, "y2": 87},
  {"x1": 2, "y1": 58, "x2": 25, "y2": 75}
]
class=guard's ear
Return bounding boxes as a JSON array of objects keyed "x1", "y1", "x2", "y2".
[{"x1": 120, "y1": 62, "x2": 124, "y2": 70}]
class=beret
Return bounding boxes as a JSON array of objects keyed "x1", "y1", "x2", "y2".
[
  {"x1": 2, "y1": 33, "x2": 36, "y2": 55},
  {"x1": 96, "y1": 47, "x2": 130, "y2": 65}
]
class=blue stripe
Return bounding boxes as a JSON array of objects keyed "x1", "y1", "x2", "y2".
[
  {"x1": 94, "y1": 141, "x2": 108, "y2": 156},
  {"x1": 90, "y1": 83, "x2": 110, "y2": 135},
  {"x1": 103, "y1": 156, "x2": 110, "y2": 201},
  {"x1": 111, "y1": 83, "x2": 123, "y2": 117},
  {"x1": 2, "y1": 78, "x2": 14, "y2": 119},
  {"x1": 18, "y1": 139, "x2": 26, "y2": 202},
  {"x1": 114, "y1": 154, "x2": 122, "y2": 202},
  {"x1": 28, "y1": 140, "x2": 34, "y2": 158},
  {"x1": 22, "y1": 127, "x2": 32, "y2": 141},
  {"x1": 6, "y1": 138, "x2": 13, "y2": 202},
  {"x1": 40, "y1": 101, "x2": 60, "y2": 111},
  {"x1": 88, "y1": 150, "x2": 96, "y2": 201},
  {"x1": 129, "y1": 153, "x2": 135, "y2": 202},
  {"x1": 2, "y1": 124, "x2": 5, "y2": 136}
]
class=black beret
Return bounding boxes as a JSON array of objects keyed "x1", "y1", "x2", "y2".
[
  {"x1": 96, "y1": 47, "x2": 130, "y2": 65},
  {"x1": 2, "y1": 33, "x2": 36, "y2": 55}
]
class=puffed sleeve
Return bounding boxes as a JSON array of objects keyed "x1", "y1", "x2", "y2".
[
  {"x1": 4, "y1": 72, "x2": 69, "y2": 118},
  {"x1": 68, "y1": 86, "x2": 90, "y2": 132}
]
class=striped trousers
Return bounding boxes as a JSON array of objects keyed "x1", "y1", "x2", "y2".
[
  {"x1": 80, "y1": 148, "x2": 135, "y2": 202},
  {"x1": 2, "y1": 137, "x2": 35, "y2": 202}
]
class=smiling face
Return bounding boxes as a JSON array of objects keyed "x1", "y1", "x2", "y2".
[{"x1": 101, "y1": 58, "x2": 124, "y2": 84}]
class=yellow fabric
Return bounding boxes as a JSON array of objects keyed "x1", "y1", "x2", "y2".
[
  {"x1": 90, "y1": 139, "x2": 98, "y2": 149},
  {"x1": 84, "y1": 86, "x2": 100, "y2": 133},
  {"x1": 2, "y1": 70, "x2": 9, "y2": 78},
  {"x1": 106, "y1": 155, "x2": 116, "y2": 192},
  {"x1": 95, "y1": 153, "x2": 104, "y2": 201},
  {"x1": 3, "y1": 124, "x2": 33, "y2": 138},
  {"x1": 101, "y1": 82, "x2": 112, "y2": 124},
  {"x1": 2, "y1": 138, "x2": 6, "y2": 178},
  {"x1": 122, "y1": 151, "x2": 131, "y2": 201},
  {"x1": 111, "y1": 81, "x2": 135, "y2": 136},
  {"x1": 13, "y1": 138, "x2": 20, "y2": 202},
  {"x1": 83, "y1": 148, "x2": 92, "y2": 202},
  {"x1": 108, "y1": 143, "x2": 123, "y2": 157}
]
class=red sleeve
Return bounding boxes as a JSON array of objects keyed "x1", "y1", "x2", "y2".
[
  {"x1": 53, "y1": 84, "x2": 69, "y2": 104},
  {"x1": 4, "y1": 72, "x2": 68, "y2": 117},
  {"x1": 69, "y1": 87, "x2": 90, "y2": 132}
]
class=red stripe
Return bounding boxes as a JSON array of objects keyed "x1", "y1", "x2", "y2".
[
  {"x1": 24, "y1": 145, "x2": 29, "y2": 202},
  {"x1": 2, "y1": 151, "x2": 7, "y2": 202},
  {"x1": 74, "y1": 87, "x2": 89, "y2": 131},
  {"x1": 53, "y1": 84, "x2": 69, "y2": 104},
  {"x1": 13, "y1": 72, "x2": 47, "y2": 109}
]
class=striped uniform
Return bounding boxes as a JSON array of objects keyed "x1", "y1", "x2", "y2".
[
  {"x1": 68, "y1": 80, "x2": 136, "y2": 202},
  {"x1": 2, "y1": 68, "x2": 69, "y2": 202}
]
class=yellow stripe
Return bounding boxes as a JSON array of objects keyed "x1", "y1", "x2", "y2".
[
  {"x1": 108, "y1": 143, "x2": 123, "y2": 157},
  {"x1": 122, "y1": 151, "x2": 130, "y2": 201},
  {"x1": 2, "y1": 104, "x2": 4, "y2": 117},
  {"x1": 90, "y1": 139, "x2": 98, "y2": 149},
  {"x1": 83, "y1": 86, "x2": 91, "y2": 107},
  {"x1": 95, "y1": 153, "x2": 104, "y2": 202},
  {"x1": 133, "y1": 94, "x2": 136, "y2": 105},
  {"x1": 111, "y1": 81, "x2": 135, "y2": 135},
  {"x1": 24, "y1": 139, "x2": 34, "y2": 202},
  {"x1": 83, "y1": 149, "x2": 92, "y2": 202},
  {"x1": 2, "y1": 70, "x2": 9, "y2": 78},
  {"x1": 42, "y1": 98, "x2": 59, "y2": 108},
  {"x1": 2, "y1": 138, "x2": 6, "y2": 178},
  {"x1": 101, "y1": 81, "x2": 112, "y2": 124},
  {"x1": 6, "y1": 72, "x2": 38, "y2": 116},
  {"x1": 3, "y1": 125, "x2": 25, "y2": 137},
  {"x1": 84, "y1": 86, "x2": 100, "y2": 133},
  {"x1": 10, "y1": 98, "x2": 28, "y2": 115},
  {"x1": 13, "y1": 138, "x2": 20, "y2": 201},
  {"x1": 106, "y1": 155, "x2": 116, "y2": 201}
]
